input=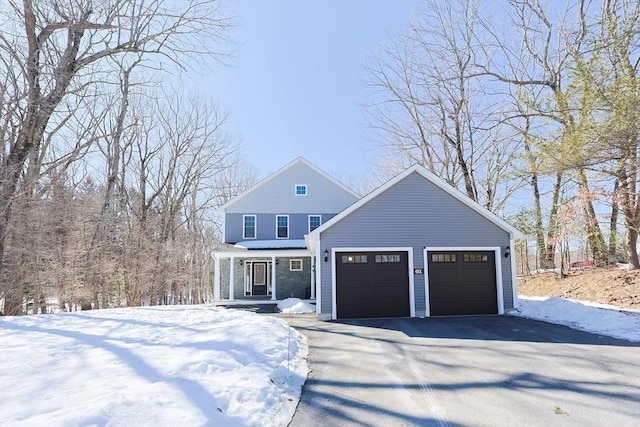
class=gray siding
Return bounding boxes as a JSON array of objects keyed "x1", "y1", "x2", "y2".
[
  {"x1": 225, "y1": 161, "x2": 358, "y2": 214},
  {"x1": 225, "y1": 213, "x2": 336, "y2": 243},
  {"x1": 319, "y1": 172, "x2": 513, "y2": 317}
]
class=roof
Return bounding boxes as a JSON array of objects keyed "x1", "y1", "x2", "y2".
[
  {"x1": 307, "y1": 164, "x2": 524, "y2": 241},
  {"x1": 220, "y1": 157, "x2": 359, "y2": 212}
]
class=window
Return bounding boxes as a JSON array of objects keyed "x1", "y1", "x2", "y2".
[
  {"x1": 295, "y1": 185, "x2": 307, "y2": 196},
  {"x1": 463, "y1": 253, "x2": 489, "y2": 262},
  {"x1": 309, "y1": 215, "x2": 321, "y2": 232},
  {"x1": 375, "y1": 254, "x2": 401, "y2": 263},
  {"x1": 276, "y1": 215, "x2": 288, "y2": 239},
  {"x1": 341, "y1": 255, "x2": 368, "y2": 263},
  {"x1": 243, "y1": 215, "x2": 256, "y2": 239},
  {"x1": 431, "y1": 253, "x2": 457, "y2": 263},
  {"x1": 290, "y1": 259, "x2": 303, "y2": 271}
]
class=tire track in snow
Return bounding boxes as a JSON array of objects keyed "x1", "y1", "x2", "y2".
[{"x1": 402, "y1": 346, "x2": 449, "y2": 427}]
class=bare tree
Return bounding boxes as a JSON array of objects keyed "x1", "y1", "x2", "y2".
[
  {"x1": 0, "y1": 0, "x2": 231, "y2": 314},
  {"x1": 474, "y1": 0, "x2": 613, "y2": 265},
  {"x1": 364, "y1": 0, "x2": 523, "y2": 214},
  {"x1": 0, "y1": 0, "x2": 232, "y2": 312}
]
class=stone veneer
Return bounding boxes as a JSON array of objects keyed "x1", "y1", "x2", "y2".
[{"x1": 217, "y1": 256, "x2": 313, "y2": 300}]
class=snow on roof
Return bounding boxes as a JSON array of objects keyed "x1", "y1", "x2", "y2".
[{"x1": 235, "y1": 239, "x2": 307, "y2": 250}]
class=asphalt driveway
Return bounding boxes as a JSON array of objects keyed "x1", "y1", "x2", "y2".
[{"x1": 280, "y1": 315, "x2": 640, "y2": 427}]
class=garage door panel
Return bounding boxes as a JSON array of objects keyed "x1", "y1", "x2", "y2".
[
  {"x1": 428, "y1": 250, "x2": 498, "y2": 316},
  {"x1": 338, "y1": 286, "x2": 406, "y2": 301},
  {"x1": 336, "y1": 251, "x2": 409, "y2": 319}
]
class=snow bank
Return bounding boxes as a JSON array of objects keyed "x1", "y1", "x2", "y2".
[
  {"x1": 512, "y1": 296, "x2": 640, "y2": 342},
  {"x1": 0, "y1": 305, "x2": 308, "y2": 427},
  {"x1": 277, "y1": 298, "x2": 315, "y2": 314}
]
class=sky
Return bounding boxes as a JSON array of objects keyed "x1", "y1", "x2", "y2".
[
  {"x1": 1, "y1": 297, "x2": 638, "y2": 425},
  {"x1": 197, "y1": 0, "x2": 420, "y2": 180}
]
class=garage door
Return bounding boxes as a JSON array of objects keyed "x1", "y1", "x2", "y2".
[
  {"x1": 336, "y1": 251, "x2": 410, "y2": 319},
  {"x1": 427, "y1": 251, "x2": 498, "y2": 316}
]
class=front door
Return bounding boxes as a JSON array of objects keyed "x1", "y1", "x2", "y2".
[{"x1": 252, "y1": 262, "x2": 267, "y2": 296}]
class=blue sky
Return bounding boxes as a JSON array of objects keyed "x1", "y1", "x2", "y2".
[{"x1": 199, "y1": 0, "x2": 420, "y2": 180}]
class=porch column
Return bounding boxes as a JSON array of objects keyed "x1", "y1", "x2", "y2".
[
  {"x1": 271, "y1": 255, "x2": 277, "y2": 300},
  {"x1": 229, "y1": 256, "x2": 235, "y2": 301},
  {"x1": 213, "y1": 256, "x2": 221, "y2": 301},
  {"x1": 310, "y1": 256, "x2": 315, "y2": 300}
]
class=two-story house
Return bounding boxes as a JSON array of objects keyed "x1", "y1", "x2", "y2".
[
  {"x1": 212, "y1": 157, "x2": 359, "y2": 302},
  {"x1": 214, "y1": 157, "x2": 522, "y2": 321}
]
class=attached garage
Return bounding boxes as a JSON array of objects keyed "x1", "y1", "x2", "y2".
[
  {"x1": 335, "y1": 251, "x2": 410, "y2": 319},
  {"x1": 426, "y1": 250, "x2": 498, "y2": 316},
  {"x1": 307, "y1": 165, "x2": 522, "y2": 321}
]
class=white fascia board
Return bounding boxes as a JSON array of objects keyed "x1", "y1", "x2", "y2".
[
  {"x1": 219, "y1": 157, "x2": 359, "y2": 212},
  {"x1": 309, "y1": 165, "x2": 524, "y2": 240},
  {"x1": 304, "y1": 234, "x2": 319, "y2": 254},
  {"x1": 212, "y1": 249, "x2": 312, "y2": 258}
]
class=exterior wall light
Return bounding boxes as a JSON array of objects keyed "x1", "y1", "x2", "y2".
[
  {"x1": 504, "y1": 246, "x2": 510, "y2": 258},
  {"x1": 324, "y1": 249, "x2": 329, "y2": 262}
]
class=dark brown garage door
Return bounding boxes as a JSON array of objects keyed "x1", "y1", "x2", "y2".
[
  {"x1": 427, "y1": 251, "x2": 498, "y2": 316},
  {"x1": 336, "y1": 251, "x2": 409, "y2": 319}
]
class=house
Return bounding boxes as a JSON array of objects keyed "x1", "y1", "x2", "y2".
[
  {"x1": 212, "y1": 158, "x2": 359, "y2": 303},
  {"x1": 214, "y1": 158, "x2": 522, "y2": 321}
]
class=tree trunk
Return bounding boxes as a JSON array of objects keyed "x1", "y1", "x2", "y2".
[
  {"x1": 609, "y1": 178, "x2": 619, "y2": 260},
  {"x1": 577, "y1": 168, "x2": 608, "y2": 265},
  {"x1": 627, "y1": 228, "x2": 640, "y2": 269},
  {"x1": 543, "y1": 172, "x2": 563, "y2": 269}
]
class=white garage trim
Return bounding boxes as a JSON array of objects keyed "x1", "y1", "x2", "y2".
[
  {"x1": 331, "y1": 247, "x2": 415, "y2": 320},
  {"x1": 423, "y1": 247, "x2": 504, "y2": 317},
  {"x1": 509, "y1": 236, "x2": 518, "y2": 311}
]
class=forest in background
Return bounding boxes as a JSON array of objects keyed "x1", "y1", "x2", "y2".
[
  {"x1": 1, "y1": 0, "x2": 638, "y2": 315},
  {"x1": 364, "y1": 0, "x2": 639, "y2": 274}
]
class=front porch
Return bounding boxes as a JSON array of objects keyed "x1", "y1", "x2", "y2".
[{"x1": 213, "y1": 247, "x2": 316, "y2": 302}]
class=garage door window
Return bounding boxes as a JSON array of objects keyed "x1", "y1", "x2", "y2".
[
  {"x1": 431, "y1": 253, "x2": 457, "y2": 262},
  {"x1": 341, "y1": 255, "x2": 367, "y2": 263},
  {"x1": 463, "y1": 253, "x2": 489, "y2": 262},
  {"x1": 375, "y1": 254, "x2": 401, "y2": 263}
]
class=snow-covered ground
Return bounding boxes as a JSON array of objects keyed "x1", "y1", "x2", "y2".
[
  {"x1": 277, "y1": 298, "x2": 315, "y2": 314},
  {"x1": 2, "y1": 296, "x2": 638, "y2": 426},
  {"x1": 513, "y1": 296, "x2": 640, "y2": 342},
  {"x1": 0, "y1": 305, "x2": 308, "y2": 427}
]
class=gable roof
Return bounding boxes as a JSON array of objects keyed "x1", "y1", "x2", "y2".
[
  {"x1": 308, "y1": 164, "x2": 524, "y2": 240},
  {"x1": 220, "y1": 157, "x2": 359, "y2": 212}
]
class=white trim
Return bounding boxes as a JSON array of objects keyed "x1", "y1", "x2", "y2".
[
  {"x1": 309, "y1": 166, "x2": 523, "y2": 241},
  {"x1": 244, "y1": 261, "x2": 252, "y2": 296},
  {"x1": 213, "y1": 257, "x2": 221, "y2": 301},
  {"x1": 271, "y1": 256, "x2": 277, "y2": 301},
  {"x1": 331, "y1": 247, "x2": 415, "y2": 320},
  {"x1": 509, "y1": 236, "x2": 519, "y2": 311},
  {"x1": 275, "y1": 215, "x2": 289, "y2": 239},
  {"x1": 423, "y1": 247, "x2": 504, "y2": 316},
  {"x1": 308, "y1": 214, "x2": 322, "y2": 233},
  {"x1": 213, "y1": 249, "x2": 311, "y2": 258},
  {"x1": 221, "y1": 157, "x2": 359, "y2": 211},
  {"x1": 290, "y1": 259, "x2": 303, "y2": 271},
  {"x1": 242, "y1": 214, "x2": 257, "y2": 240},
  {"x1": 315, "y1": 244, "x2": 322, "y2": 315},
  {"x1": 310, "y1": 256, "x2": 316, "y2": 300},
  {"x1": 294, "y1": 184, "x2": 307, "y2": 196}
]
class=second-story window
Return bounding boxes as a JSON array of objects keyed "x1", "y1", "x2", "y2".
[
  {"x1": 295, "y1": 185, "x2": 307, "y2": 196},
  {"x1": 309, "y1": 215, "x2": 321, "y2": 232},
  {"x1": 243, "y1": 215, "x2": 256, "y2": 239},
  {"x1": 276, "y1": 215, "x2": 289, "y2": 239}
]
